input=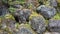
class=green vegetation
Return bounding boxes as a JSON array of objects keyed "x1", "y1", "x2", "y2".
[
  {"x1": 0, "y1": 0, "x2": 60, "y2": 34},
  {"x1": 53, "y1": 13, "x2": 60, "y2": 20},
  {"x1": 8, "y1": 0, "x2": 25, "y2": 5},
  {"x1": 9, "y1": 7, "x2": 17, "y2": 13}
]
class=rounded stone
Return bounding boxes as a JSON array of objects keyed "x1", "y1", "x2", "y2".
[
  {"x1": 29, "y1": 16, "x2": 46, "y2": 34},
  {"x1": 0, "y1": 30, "x2": 12, "y2": 34},
  {"x1": 48, "y1": 0, "x2": 57, "y2": 7},
  {"x1": 48, "y1": 19, "x2": 60, "y2": 32},
  {"x1": 0, "y1": 6, "x2": 9, "y2": 16},
  {"x1": 44, "y1": 32, "x2": 60, "y2": 34},
  {"x1": 37, "y1": 5, "x2": 56, "y2": 19},
  {"x1": 12, "y1": 4, "x2": 23, "y2": 9},
  {"x1": 14, "y1": 24, "x2": 36, "y2": 34},
  {"x1": 1, "y1": 14, "x2": 16, "y2": 31},
  {"x1": 13, "y1": 9, "x2": 31, "y2": 23}
]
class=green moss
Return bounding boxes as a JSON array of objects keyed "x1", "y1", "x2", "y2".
[
  {"x1": 4, "y1": 27, "x2": 13, "y2": 34},
  {"x1": 53, "y1": 13, "x2": 60, "y2": 20},
  {"x1": 28, "y1": 4, "x2": 33, "y2": 9},
  {"x1": 9, "y1": 7, "x2": 16, "y2": 13},
  {"x1": 15, "y1": 23, "x2": 20, "y2": 29},
  {"x1": 29, "y1": 11, "x2": 40, "y2": 20},
  {"x1": 4, "y1": 14, "x2": 15, "y2": 20},
  {"x1": 8, "y1": 0, "x2": 25, "y2": 5}
]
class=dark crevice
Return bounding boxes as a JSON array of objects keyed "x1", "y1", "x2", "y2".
[{"x1": 14, "y1": 16, "x2": 19, "y2": 22}]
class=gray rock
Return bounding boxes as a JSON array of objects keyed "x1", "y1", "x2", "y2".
[
  {"x1": 0, "y1": 6, "x2": 9, "y2": 16},
  {"x1": 1, "y1": 18, "x2": 16, "y2": 31},
  {"x1": 48, "y1": 0, "x2": 57, "y2": 7},
  {"x1": 37, "y1": 5, "x2": 56, "y2": 19},
  {"x1": 57, "y1": 8, "x2": 60, "y2": 13},
  {"x1": 14, "y1": 24, "x2": 35, "y2": 34},
  {"x1": 48, "y1": 19, "x2": 60, "y2": 32},
  {"x1": 0, "y1": 30, "x2": 11, "y2": 34},
  {"x1": 14, "y1": 9, "x2": 31, "y2": 23},
  {"x1": 17, "y1": 28, "x2": 33, "y2": 34},
  {"x1": 44, "y1": 32, "x2": 60, "y2": 34},
  {"x1": 3, "y1": 31, "x2": 9, "y2": 34},
  {"x1": 12, "y1": 4, "x2": 23, "y2": 9},
  {"x1": 29, "y1": 16, "x2": 46, "y2": 34},
  {"x1": 0, "y1": 31, "x2": 3, "y2": 34}
]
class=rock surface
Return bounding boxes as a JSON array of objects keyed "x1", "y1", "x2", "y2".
[
  {"x1": 13, "y1": 24, "x2": 36, "y2": 34},
  {"x1": 0, "y1": 0, "x2": 60, "y2": 34},
  {"x1": 44, "y1": 32, "x2": 60, "y2": 34},
  {"x1": 48, "y1": 19, "x2": 60, "y2": 32},
  {"x1": 37, "y1": 5, "x2": 56, "y2": 19},
  {"x1": 13, "y1": 9, "x2": 31, "y2": 23},
  {"x1": 29, "y1": 16, "x2": 46, "y2": 34}
]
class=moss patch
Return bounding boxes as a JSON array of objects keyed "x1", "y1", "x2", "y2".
[{"x1": 52, "y1": 13, "x2": 60, "y2": 20}]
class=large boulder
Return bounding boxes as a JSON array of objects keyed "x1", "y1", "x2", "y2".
[
  {"x1": 29, "y1": 16, "x2": 46, "y2": 34},
  {"x1": 37, "y1": 5, "x2": 56, "y2": 19}
]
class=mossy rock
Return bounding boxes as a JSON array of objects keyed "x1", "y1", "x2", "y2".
[{"x1": 14, "y1": 24, "x2": 36, "y2": 34}]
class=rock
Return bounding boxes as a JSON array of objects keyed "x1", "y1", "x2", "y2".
[
  {"x1": 48, "y1": 0, "x2": 57, "y2": 7},
  {"x1": 0, "y1": 30, "x2": 3, "y2": 34},
  {"x1": 12, "y1": 4, "x2": 23, "y2": 9},
  {"x1": 44, "y1": 32, "x2": 60, "y2": 34},
  {"x1": 57, "y1": 8, "x2": 60, "y2": 13},
  {"x1": 0, "y1": 6, "x2": 9, "y2": 16},
  {"x1": 17, "y1": 27, "x2": 33, "y2": 34},
  {"x1": 25, "y1": 0, "x2": 39, "y2": 7},
  {"x1": 0, "y1": 30, "x2": 12, "y2": 34},
  {"x1": 1, "y1": 20, "x2": 15, "y2": 30},
  {"x1": 48, "y1": 19, "x2": 60, "y2": 32},
  {"x1": 2, "y1": 31, "x2": 9, "y2": 34},
  {"x1": 29, "y1": 16, "x2": 46, "y2": 34},
  {"x1": 13, "y1": 9, "x2": 31, "y2": 23},
  {"x1": 37, "y1": 5, "x2": 56, "y2": 19},
  {"x1": 1, "y1": 14, "x2": 16, "y2": 31},
  {"x1": 13, "y1": 24, "x2": 35, "y2": 34}
]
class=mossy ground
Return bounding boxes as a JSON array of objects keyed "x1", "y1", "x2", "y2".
[{"x1": 0, "y1": 0, "x2": 60, "y2": 34}]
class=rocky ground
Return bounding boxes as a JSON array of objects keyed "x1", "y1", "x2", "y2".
[{"x1": 0, "y1": 0, "x2": 60, "y2": 34}]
